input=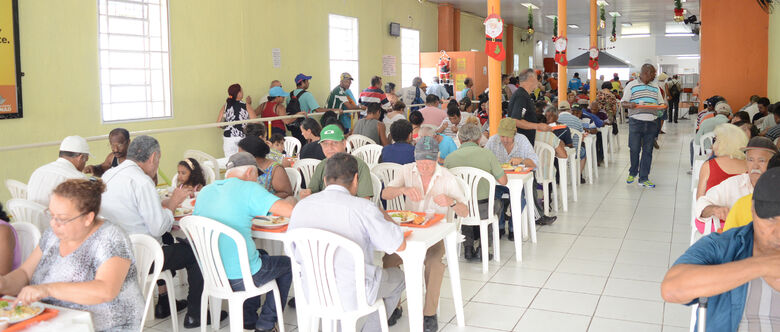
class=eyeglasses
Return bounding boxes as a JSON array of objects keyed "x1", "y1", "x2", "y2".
[{"x1": 45, "y1": 209, "x2": 87, "y2": 226}]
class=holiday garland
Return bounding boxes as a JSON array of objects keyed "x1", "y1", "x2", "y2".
[
  {"x1": 553, "y1": 17, "x2": 558, "y2": 38},
  {"x1": 600, "y1": 5, "x2": 606, "y2": 29},
  {"x1": 674, "y1": 0, "x2": 685, "y2": 22},
  {"x1": 527, "y1": 7, "x2": 534, "y2": 35},
  {"x1": 610, "y1": 15, "x2": 617, "y2": 42}
]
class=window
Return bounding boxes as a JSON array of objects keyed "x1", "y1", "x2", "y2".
[
  {"x1": 98, "y1": 0, "x2": 172, "y2": 122},
  {"x1": 528, "y1": 56, "x2": 534, "y2": 69},
  {"x1": 513, "y1": 54, "x2": 520, "y2": 73},
  {"x1": 400, "y1": 28, "x2": 420, "y2": 88},
  {"x1": 329, "y1": 14, "x2": 359, "y2": 98}
]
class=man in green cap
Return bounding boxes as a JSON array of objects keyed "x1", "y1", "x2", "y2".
[{"x1": 300, "y1": 124, "x2": 375, "y2": 198}]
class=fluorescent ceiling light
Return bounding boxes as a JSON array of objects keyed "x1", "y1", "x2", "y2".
[
  {"x1": 597, "y1": 1, "x2": 609, "y2": 5},
  {"x1": 546, "y1": 15, "x2": 557, "y2": 20},
  {"x1": 666, "y1": 33, "x2": 694, "y2": 37},
  {"x1": 621, "y1": 22, "x2": 633, "y2": 27},
  {"x1": 678, "y1": 56, "x2": 700, "y2": 59},
  {"x1": 568, "y1": 24, "x2": 580, "y2": 28},
  {"x1": 609, "y1": 12, "x2": 621, "y2": 17},
  {"x1": 521, "y1": 3, "x2": 539, "y2": 9},
  {"x1": 621, "y1": 34, "x2": 651, "y2": 38}
]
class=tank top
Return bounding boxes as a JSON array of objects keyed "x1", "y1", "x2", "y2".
[
  {"x1": 1, "y1": 222, "x2": 21, "y2": 270},
  {"x1": 257, "y1": 161, "x2": 280, "y2": 194},
  {"x1": 260, "y1": 102, "x2": 285, "y2": 132},
  {"x1": 705, "y1": 158, "x2": 741, "y2": 193},
  {"x1": 353, "y1": 118, "x2": 382, "y2": 144},
  {"x1": 223, "y1": 102, "x2": 248, "y2": 138}
]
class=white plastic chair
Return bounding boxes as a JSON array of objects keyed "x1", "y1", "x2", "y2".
[
  {"x1": 564, "y1": 147, "x2": 579, "y2": 202},
  {"x1": 370, "y1": 173, "x2": 383, "y2": 208},
  {"x1": 184, "y1": 150, "x2": 220, "y2": 181},
  {"x1": 597, "y1": 126, "x2": 610, "y2": 167},
  {"x1": 569, "y1": 129, "x2": 586, "y2": 185},
  {"x1": 345, "y1": 134, "x2": 376, "y2": 153},
  {"x1": 534, "y1": 142, "x2": 559, "y2": 215},
  {"x1": 294, "y1": 158, "x2": 322, "y2": 189},
  {"x1": 351, "y1": 144, "x2": 383, "y2": 169},
  {"x1": 129, "y1": 234, "x2": 167, "y2": 331},
  {"x1": 449, "y1": 167, "x2": 500, "y2": 274},
  {"x1": 179, "y1": 216, "x2": 285, "y2": 332},
  {"x1": 285, "y1": 167, "x2": 301, "y2": 198},
  {"x1": 284, "y1": 137, "x2": 301, "y2": 157},
  {"x1": 10, "y1": 222, "x2": 40, "y2": 263},
  {"x1": 6, "y1": 199, "x2": 48, "y2": 231},
  {"x1": 5, "y1": 179, "x2": 27, "y2": 200},
  {"x1": 283, "y1": 228, "x2": 390, "y2": 332},
  {"x1": 372, "y1": 163, "x2": 405, "y2": 211},
  {"x1": 699, "y1": 132, "x2": 715, "y2": 155}
]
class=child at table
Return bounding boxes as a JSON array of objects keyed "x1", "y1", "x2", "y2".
[
  {"x1": 175, "y1": 158, "x2": 206, "y2": 192},
  {"x1": 268, "y1": 133, "x2": 292, "y2": 167}
]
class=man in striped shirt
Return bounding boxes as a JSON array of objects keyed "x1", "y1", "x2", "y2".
[
  {"x1": 621, "y1": 64, "x2": 666, "y2": 188},
  {"x1": 359, "y1": 76, "x2": 393, "y2": 118}
]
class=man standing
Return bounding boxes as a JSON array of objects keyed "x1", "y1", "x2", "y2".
[
  {"x1": 287, "y1": 73, "x2": 331, "y2": 144},
  {"x1": 568, "y1": 72, "x2": 583, "y2": 91},
  {"x1": 326, "y1": 72, "x2": 364, "y2": 132},
  {"x1": 400, "y1": 77, "x2": 427, "y2": 111},
  {"x1": 508, "y1": 68, "x2": 552, "y2": 146},
  {"x1": 426, "y1": 76, "x2": 450, "y2": 101},
  {"x1": 359, "y1": 76, "x2": 393, "y2": 115},
  {"x1": 27, "y1": 136, "x2": 89, "y2": 207},
  {"x1": 621, "y1": 63, "x2": 666, "y2": 188},
  {"x1": 667, "y1": 75, "x2": 682, "y2": 123}
]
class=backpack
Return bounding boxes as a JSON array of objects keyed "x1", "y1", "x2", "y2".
[
  {"x1": 410, "y1": 87, "x2": 424, "y2": 112},
  {"x1": 669, "y1": 82, "x2": 681, "y2": 99},
  {"x1": 286, "y1": 90, "x2": 308, "y2": 115}
]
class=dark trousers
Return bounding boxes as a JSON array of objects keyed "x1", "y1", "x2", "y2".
[
  {"x1": 595, "y1": 131, "x2": 604, "y2": 162},
  {"x1": 229, "y1": 253, "x2": 292, "y2": 330},
  {"x1": 628, "y1": 118, "x2": 658, "y2": 182},
  {"x1": 161, "y1": 242, "x2": 204, "y2": 316},
  {"x1": 669, "y1": 98, "x2": 680, "y2": 122}
]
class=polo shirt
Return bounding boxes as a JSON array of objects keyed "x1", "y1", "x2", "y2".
[
  {"x1": 325, "y1": 86, "x2": 358, "y2": 129},
  {"x1": 420, "y1": 106, "x2": 448, "y2": 126},
  {"x1": 359, "y1": 87, "x2": 392, "y2": 111},
  {"x1": 765, "y1": 124, "x2": 780, "y2": 141},
  {"x1": 723, "y1": 194, "x2": 753, "y2": 232},
  {"x1": 557, "y1": 112, "x2": 585, "y2": 148},
  {"x1": 443, "y1": 142, "x2": 505, "y2": 200},
  {"x1": 437, "y1": 134, "x2": 458, "y2": 161},
  {"x1": 286, "y1": 89, "x2": 320, "y2": 113},
  {"x1": 380, "y1": 142, "x2": 415, "y2": 165},
  {"x1": 193, "y1": 178, "x2": 279, "y2": 279},
  {"x1": 308, "y1": 156, "x2": 374, "y2": 197},
  {"x1": 508, "y1": 87, "x2": 538, "y2": 145},
  {"x1": 426, "y1": 83, "x2": 450, "y2": 100},
  {"x1": 621, "y1": 80, "x2": 665, "y2": 121},
  {"x1": 388, "y1": 163, "x2": 467, "y2": 214}
]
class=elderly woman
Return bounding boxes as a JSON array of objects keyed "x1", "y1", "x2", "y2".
[
  {"x1": 238, "y1": 136, "x2": 294, "y2": 198},
  {"x1": 0, "y1": 179, "x2": 143, "y2": 332},
  {"x1": 696, "y1": 123, "x2": 749, "y2": 198}
]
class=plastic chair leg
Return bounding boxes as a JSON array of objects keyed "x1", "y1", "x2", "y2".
[
  {"x1": 542, "y1": 184, "x2": 550, "y2": 216},
  {"x1": 272, "y1": 284, "x2": 286, "y2": 332},
  {"x1": 377, "y1": 302, "x2": 390, "y2": 332},
  {"x1": 200, "y1": 293, "x2": 209, "y2": 332},
  {"x1": 228, "y1": 300, "x2": 244, "y2": 332},
  {"x1": 479, "y1": 223, "x2": 489, "y2": 274},
  {"x1": 552, "y1": 184, "x2": 559, "y2": 212},
  {"x1": 159, "y1": 271, "x2": 179, "y2": 332},
  {"x1": 210, "y1": 297, "x2": 221, "y2": 331},
  {"x1": 492, "y1": 220, "x2": 500, "y2": 263}
]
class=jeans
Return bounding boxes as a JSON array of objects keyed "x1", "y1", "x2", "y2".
[
  {"x1": 161, "y1": 242, "x2": 204, "y2": 317},
  {"x1": 628, "y1": 117, "x2": 658, "y2": 182},
  {"x1": 496, "y1": 185, "x2": 526, "y2": 233},
  {"x1": 229, "y1": 253, "x2": 293, "y2": 330},
  {"x1": 669, "y1": 98, "x2": 680, "y2": 121}
]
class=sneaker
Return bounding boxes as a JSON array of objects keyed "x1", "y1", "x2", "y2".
[
  {"x1": 387, "y1": 307, "x2": 403, "y2": 326},
  {"x1": 423, "y1": 315, "x2": 438, "y2": 332},
  {"x1": 626, "y1": 175, "x2": 636, "y2": 184},
  {"x1": 638, "y1": 180, "x2": 656, "y2": 188}
]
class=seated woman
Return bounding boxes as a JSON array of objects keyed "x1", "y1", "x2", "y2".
[
  {"x1": 299, "y1": 118, "x2": 326, "y2": 160},
  {"x1": 0, "y1": 179, "x2": 143, "y2": 332},
  {"x1": 696, "y1": 123, "x2": 749, "y2": 199},
  {"x1": 380, "y1": 120, "x2": 415, "y2": 165},
  {"x1": 175, "y1": 158, "x2": 207, "y2": 192},
  {"x1": 409, "y1": 110, "x2": 424, "y2": 143},
  {"x1": 351, "y1": 103, "x2": 389, "y2": 146},
  {"x1": 238, "y1": 136, "x2": 293, "y2": 198},
  {"x1": 0, "y1": 203, "x2": 20, "y2": 275}
]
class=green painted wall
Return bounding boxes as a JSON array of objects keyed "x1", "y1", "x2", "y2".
[{"x1": 769, "y1": 12, "x2": 780, "y2": 102}]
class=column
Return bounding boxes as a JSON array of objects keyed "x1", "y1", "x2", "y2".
[
  {"x1": 589, "y1": 0, "x2": 597, "y2": 101},
  {"x1": 557, "y1": 0, "x2": 567, "y2": 102},
  {"x1": 488, "y1": 0, "x2": 501, "y2": 135}
]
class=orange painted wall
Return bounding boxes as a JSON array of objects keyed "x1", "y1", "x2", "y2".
[
  {"x1": 421, "y1": 51, "x2": 488, "y2": 95},
  {"x1": 438, "y1": 4, "x2": 456, "y2": 51},
  {"x1": 700, "y1": 1, "x2": 767, "y2": 108}
]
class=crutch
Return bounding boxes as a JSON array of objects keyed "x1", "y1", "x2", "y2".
[{"x1": 697, "y1": 297, "x2": 708, "y2": 332}]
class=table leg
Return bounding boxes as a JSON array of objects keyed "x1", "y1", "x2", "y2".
[
  {"x1": 524, "y1": 177, "x2": 537, "y2": 243},
  {"x1": 400, "y1": 245, "x2": 426, "y2": 332},
  {"x1": 508, "y1": 183, "x2": 523, "y2": 262},
  {"x1": 444, "y1": 232, "x2": 465, "y2": 327},
  {"x1": 557, "y1": 157, "x2": 568, "y2": 212}
]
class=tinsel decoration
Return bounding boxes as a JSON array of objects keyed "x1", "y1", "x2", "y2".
[
  {"x1": 553, "y1": 16, "x2": 558, "y2": 39},
  {"x1": 610, "y1": 14, "x2": 617, "y2": 42},
  {"x1": 600, "y1": 5, "x2": 606, "y2": 29},
  {"x1": 674, "y1": 0, "x2": 685, "y2": 22},
  {"x1": 527, "y1": 7, "x2": 534, "y2": 35}
]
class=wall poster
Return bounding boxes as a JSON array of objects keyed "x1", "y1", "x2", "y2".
[{"x1": 0, "y1": 0, "x2": 22, "y2": 119}]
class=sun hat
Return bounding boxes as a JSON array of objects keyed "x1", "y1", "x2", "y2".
[{"x1": 497, "y1": 118, "x2": 516, "y2": 137}]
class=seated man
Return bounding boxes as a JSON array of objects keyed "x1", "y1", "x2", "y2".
[
  {"x1": 84, "y1": 128, "x2": 129, "y2": 176},
  {"x1": 289, "y1": 153, "x2": 407, "y2": 332},
  {"x1": 696, "y1": 137, "x2": 777, "y2": 231},
  {"x1": 100, "y1": 135, "x2": 226, "y2": 328},
  {"x1": 557, "y1": 101, "x2": 588, "y2": 175},
  {"x1": 28, "y1": 136, "x2": 89, "y2": 206},
  {"x1": 381, "y1": 137, "x2": 469, "y2": 332},
  {"x1": 381, "y1": 120, "x2": 416, "y2": 165},
  {"x1": 194, "y1": 152, "x2": 295, "y2": 332},
  {"x1": 301, "y1": 124, "x2": 374, "y2": 199},
  {"x1": 662, "y1": 167, "x2": 780, "y2": 331},
  {"x1": 444, "y1": 123, "x2": 508, "y2": 258},
  {"x1": 418, "y1": 125, "x2": 458, "y2": 164},
  {"x1": 722, "y1": 154, "x2": 780, "y2": 232},
  {"x1": 536, "y1": 106, "x2": 571, "y2": 159}
]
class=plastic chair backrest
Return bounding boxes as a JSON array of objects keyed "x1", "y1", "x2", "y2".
[
  {"x1": 700, "y1": 132, "x2": 715, "y2": 151},
  {"x1": 534, "y1": 141, "x2": 556, "y2": 183},
  {"x1": 10, "y1": 222, "x2": 40, "y2": 262},
  {"x1": 285, "y1": 167, "x2": 301, "y2": 197},
  {"x1": 345, "y1": 134, "x2": 376, "y2": 153},
  {"x1": 372, "y1": 163, "x2": 405, "y2": 211},
  {"x1": 184, "y1": 150, "x2": 220, "y2": 181},
  {"x1": 129, "y1": 234, "x2": 164, "y2": 329},
  {"x1": 449, "y1": 167, "x2": 495, "y2": 223},
  {"x1": 284, "y1": 137, "x2": 301, "y2": 157},
  {"x1": 6, "y1": 199, "x2": 48, "y2": 231},
  {"x1": 171, "y1": 165, "x2": 215, "y2": 188},
  {"x1": 283, "y1": 228, "x2": 372, "y2": 316},
  {"x1": 569, "y1": 129, "x2": 584, "y2": 159},
  {"x1": 351, "y1": 144, "x2": 383, "y2": 169},
  {"x1": 294, "y1": 158, "x2": 321, "y2": 189},
  {"x1": 370, "y1": 173, "x2": 382, "y2": 208},
  {"x1": 5, "y1": 179, "x2": 27, "y2": 200}
]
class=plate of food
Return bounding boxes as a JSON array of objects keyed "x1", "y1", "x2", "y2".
[
  {"x1": 389, "y1": 211, "x2": 425, "y2": 225},
  {"x1": 0, "y1": 300, "x2": 45, "y2": 324},
  {"x1": 174, "y1": 207, "x2": 193, "y2": 218},
  {"x1": 252, "y1": 216, "x2": 290, "y2": 229}
]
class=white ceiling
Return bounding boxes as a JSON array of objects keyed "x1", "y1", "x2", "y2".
[{"x1": 426, "y1": 0, "x2": 700, "y2": 37}]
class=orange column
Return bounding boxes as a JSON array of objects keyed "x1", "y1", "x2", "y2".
[
  {"x1": 438, "y1": 4, "x2": 456, "y2": 51},
  {"x1": 557, "y1": 0, "x2": 567, "y2": 101},
  {"x1": 454, "y1": 8, "x2": 461, "y2": 50},
  {"x1": 488, "y1": 0, "x2": 501, "y2": 136},
  {"x1": 505, "y1": 24, "x2": 514, "y2": 74},
  {"x1": 589, "y1": 0, "x2": 597, "y2": 101}
]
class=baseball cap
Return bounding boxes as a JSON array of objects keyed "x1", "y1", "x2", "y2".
[
  {"x1": 753, "y1": 167, "x2": 780, "y2": 219},
  {"x1": 320, "y1": 124, "x2": 345, "y2": 142},
  {"x1": 577, "y1": 99, "x2": 589, "y2": 106},
  {"x1": 295, "y1": 73, "x2": 312, "y2": 84},
  {"x1": 340, "y1": 72, "x2": 353, "y2": 81},
  {"x1": 414, "y1": 136, "x2": 439, "y2": 161},
  {"x1": 226, "y1": 152, "x2": 257, "y2": 169},
  {"x1": 269, "y1": 86, "x2": 287, "y2": 98},
  {"x1": 558, "y1": 101, "x2": 571, "y2": 111},
  {"x1": 497, "y1": 118, "x2": 516, "y2": 137},
  {"x1": 741, "y1": 137, "x2": 779, "y2": 154},
  {"x1": 714, "y1": 102, "x2": 732, "y2": 115},
  {"x1": 59, "y1": 136, "x2": 90, "y2": 155}
]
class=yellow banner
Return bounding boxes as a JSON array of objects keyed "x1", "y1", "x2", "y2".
[{"x1": 0, "y1": 0, "x2": 21, "y2": 117}]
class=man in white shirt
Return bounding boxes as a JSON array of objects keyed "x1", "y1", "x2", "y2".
[
  {"x1": 426, "y1": 76, "x2": 450, "y2": 101},
  {"x1": 400, "y1": 77, "x2": 427, "y2": 108},
  {"x1": 739, "y1": 95, "x2": 760, "y2": 120},
  {"x1": 100, "y1": 135, "x2": 223, "y2": 328},
  {"x1": 27, "y1": 136, "x2": 89, "y2": 207}
]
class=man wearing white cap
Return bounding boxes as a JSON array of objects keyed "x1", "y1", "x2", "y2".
[{"x1": 27, "y1": 136, "x2": 89, "y2": 206}]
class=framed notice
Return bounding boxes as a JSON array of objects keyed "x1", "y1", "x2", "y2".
[{"x1": 0, "y1": 0, "x2": 22, "y2": 119}]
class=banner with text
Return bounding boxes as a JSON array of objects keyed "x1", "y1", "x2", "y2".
[{"x1": 0, "y1": 0, "x2": 22, "y2": 119}]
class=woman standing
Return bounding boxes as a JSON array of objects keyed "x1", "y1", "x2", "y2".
[
  {"x1": 238, "y1": 137, "x2": 294, "y2": 198},
  {"x1": 217, "y1": 83, "x2": 256, "y2": 158},
  {"x1": 257, "y1": 86, "x2": 291, "y2": 137},
  {"x1": 385, "y1": 82, "x2": 400, "y2": 106}
]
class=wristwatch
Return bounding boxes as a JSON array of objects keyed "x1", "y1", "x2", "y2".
[{"x1": 449, "y1": 200, "x2": 457, "y2": 208}]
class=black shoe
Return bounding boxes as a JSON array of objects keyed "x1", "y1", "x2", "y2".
[
  {"x1": 535, "y1": 215, "x2": 557, "y2": 226},
  {"x1": 507, "y1": 231, "x2": 514, "y2": 242},
  {"x1": 580, "y1": 177, "x2": 586, "y2": 184},
  {"x1": 183, "y1": 310, "x2": 228, "y2": 329},
  {"x1": 388, "y1": 307, "x2": 403, "y2": 326},
  {"x1": 474, "y1": 248, "x2": 494, "y2": 261},
  {"x1": 154, "y1": 296, "x2": 187, "y2": 319},
  {"x1": 464, "y1": 246, "x2": 475, "y2": 261},
  {"x1": 498, "y1": 228, "x2": 506, "y2": 239},
  {"x1": 424, "y1": 315, "x2": 438, "y2": 332},
  {"x1": 288, "y1": 298, "x2": 296, "y2": 308},
  {"x1": 654, "y1": 141, "x2": 660, "y2": 149}
]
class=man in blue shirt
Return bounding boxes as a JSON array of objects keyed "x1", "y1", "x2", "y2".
[
  {"x1": 381, "y1": 119, "x2": 416, "y2": 165},
  {"x1": 194, "y1": 152, "x2": 296, "y2": 332},
  {"x1": 662, "y1": 166, "x2": 780, "y2": 332},
  {"x1": 568, "y1": 72, "x2": 583, "y2": 91}
]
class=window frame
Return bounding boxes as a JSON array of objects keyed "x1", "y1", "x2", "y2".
[
  {"x1": 328, "y1": 14, "x2": 360, "y2": 98},
  {"x1": 400, "y1": 27, "x2": 420, "y2": 88}
]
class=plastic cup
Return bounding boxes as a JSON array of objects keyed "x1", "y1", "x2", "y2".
[{"x1": 425, "y1": 209, "x2": 435, "y2": 222}]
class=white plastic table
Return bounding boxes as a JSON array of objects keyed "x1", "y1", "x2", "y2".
[
  {"x1": 251, "y1": 221, "x2": 466, "y2": 332},
  {"x1": 1, "y1": 296, "x2": 94, "y2": 332},
  {"x1": 506, "y1": 171, "x2": 536, "y2": 262}
]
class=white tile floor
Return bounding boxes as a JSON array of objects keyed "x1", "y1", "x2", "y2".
[{"x1": 143, "y1": 121, "x2": 696, "y2": 331}]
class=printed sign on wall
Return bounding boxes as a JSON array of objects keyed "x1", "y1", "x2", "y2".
[{"x1": 0, "y1": 0, "x2": 21, "y2": 119}]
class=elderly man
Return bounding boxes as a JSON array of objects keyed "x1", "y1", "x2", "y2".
[
  {"x1": 100, "y1": 135, "x2": 225, "y2": 328},
  {"x1": 426, "y1": 76, "x2": 450, "y2": 101},
  {"x1": 557, "y1": 101, "x2": 589, "y2": 176},
  {"x1": 194, "y1": 152, "x2": 294, "y2": 332},
  {"x1": 27, "y1": 136, "x2": 89, "y2": 207},
  {"x1": 444, "y1": 123, "x2": 508, "y2": 259},
  {"x1": 418, "y1": 125, "x2": 458, "y2": 164},
  {"x1": 761, "y1": 107, "x2": 780, "y2": 140},
  {"x1": 290, "y1": 153, "x2": 407, "y2": 332},
  {"x1": 401, "y1": 77, "x2": 427, "y2": 110},
  {"x1": 326, "y1": 72, "x2": 364, "y2": 131},
  {"x1": 84, "y1": 128, "x2": 129, "y2": 176},
  {"x1": 381, "y1": 136, "x2": 468, "y2": 332},
  {"x1": 301, "y1": 124, "x2": 374, "y2": 198},
  {"x1": 621, "y1": 63, "x2": 666, "y2": 188},
  {"x1": 536, "y1": 106, "x2": 571, "y2": 159},
  {"x1": 662, "y1": 167, "x2": 780, "y2": 331},
  {"x1": 722, "y1": 154, "x2": 780, "y2": 232},
  {"x1": 695, "y1": 137, "x2": 778, "y2": 226},
  {"x1": 508, "y1": 68, "x2": 552, "y2": 146}
]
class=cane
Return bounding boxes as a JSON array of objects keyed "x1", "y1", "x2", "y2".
[{"x1": 697, "y1": 297, "x2": 708, "y2": 332}]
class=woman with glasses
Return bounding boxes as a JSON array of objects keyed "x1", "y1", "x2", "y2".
[{"x1": 0, "y1": 178, "x2": 143, "y2": 332}]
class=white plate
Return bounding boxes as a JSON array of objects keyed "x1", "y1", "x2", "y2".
[
  {"x1": 0, "y1": 301, "x2": 45, "y2": 324},
  {"x1": 252, "y1": 216, "x2": 289, "y2": 229}
]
